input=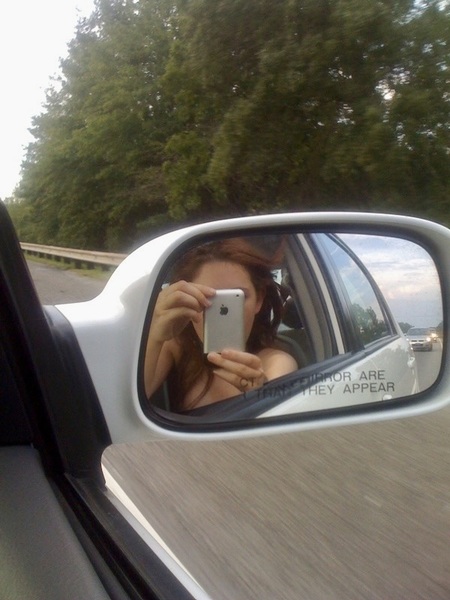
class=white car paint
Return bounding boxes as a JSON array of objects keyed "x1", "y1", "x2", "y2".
[{"x1": 262, "y1": 337, "x2": 418, "y2": 417}]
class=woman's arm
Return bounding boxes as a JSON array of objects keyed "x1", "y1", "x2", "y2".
[
  {"x1": 144, "y1": 281, "x2": 216, "y2": 398},
  {"x1": 144, "y1": 338, "x2": 176, "y2": 399}
]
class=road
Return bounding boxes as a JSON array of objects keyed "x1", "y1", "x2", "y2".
[
  {"x1": 29, "y1": 260, "x2": 450, "y2": 600},
  {"x1": 27, "y1": 259, "x2": 109, "y2": 304},
  {"x1": 416, "y1": 344, "x2": 442, "y2": 391}
]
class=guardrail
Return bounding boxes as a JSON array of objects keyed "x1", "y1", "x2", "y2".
[{"x1": 21, "y1": 242, "x2": 127, "y2": 270}]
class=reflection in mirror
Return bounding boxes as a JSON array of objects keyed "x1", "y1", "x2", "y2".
[{"x1": 142, "y1": 231, "x2": 443, "y2": 422}]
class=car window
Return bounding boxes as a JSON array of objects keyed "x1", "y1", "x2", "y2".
[{"x1": 315, "y1": 234, "x2": 391, "y2": 348}]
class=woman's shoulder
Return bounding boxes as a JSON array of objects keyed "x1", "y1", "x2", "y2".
[{"x1": 258, "y1": 346, "x2": 298, "y2": 378}]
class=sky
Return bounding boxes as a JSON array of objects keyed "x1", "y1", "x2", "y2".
[
  {"x1": 0, "y1": 0, "x2": 96, "y2": 199},
  {"x1": 340, "y1": 234, "x2": 443, "y2": 329}
]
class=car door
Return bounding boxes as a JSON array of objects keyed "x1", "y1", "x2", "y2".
[
  {"x1": 261, "y1": 232, "x2": 418, "y2": 417},
  {"x1": 0, "y1": 201, "x2": 199, "y2": 600},
  {"x1": 311, "y1": 233, "x2": 418, "y2": 392}
]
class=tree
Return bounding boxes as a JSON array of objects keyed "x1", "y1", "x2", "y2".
[
  {"x1": 398, "y1": 322, "x2": 413, "y2": 334},
  {"x1": 11, "y1": 0, "x2": 450, "y2": 248},
  {"x1": 18, "y1": 0, "x2": 176, "y2": 250},
  {"x1": 163, "y1": 0, "x2": 450, "y2": 219}
]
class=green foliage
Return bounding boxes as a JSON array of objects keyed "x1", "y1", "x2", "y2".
[
  {"x1": 9, "y1": 0, "x2": 450, "y2": 250},
  {"x1": 16, "y1": 0, "x2": 176, "y2": 250},
  {"x1": 351, "y1": 303, "x2": 389, "y2": 345},
  {"x1": 398, "y1": 322, "x2": 413, "y2": 334},
  {"x1": 163, "y1": 0, "x2": 450, "y2": 218}
]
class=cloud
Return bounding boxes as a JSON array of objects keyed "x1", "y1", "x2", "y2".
[{"x1": 339, "y1": 234, "x2": 442, "y2": 327}]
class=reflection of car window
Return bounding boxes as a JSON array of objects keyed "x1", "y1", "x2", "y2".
[{"x1": 320, "y1": 236, "x2": 390, "y2": 346}]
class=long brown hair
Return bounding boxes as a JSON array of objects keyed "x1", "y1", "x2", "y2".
[{"x1": 169, "y1": 237, "x2": 284, "y2": 410}]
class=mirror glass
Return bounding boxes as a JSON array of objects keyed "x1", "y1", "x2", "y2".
[{"x1": 142, "y1": 231, "x2": 443, "y2": 422}]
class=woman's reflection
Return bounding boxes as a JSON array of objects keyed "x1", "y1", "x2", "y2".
[{"x1": 144, "y1": 239, "x2": 297, "y2": 411}]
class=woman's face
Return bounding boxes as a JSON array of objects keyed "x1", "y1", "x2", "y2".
[{"x1": 191, "y1": 260, "x2": 263, "y2": 343}]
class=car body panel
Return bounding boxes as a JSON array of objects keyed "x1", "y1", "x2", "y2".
[{"x1": 262, "y1": 337, "x2": 418, "y2": 417}]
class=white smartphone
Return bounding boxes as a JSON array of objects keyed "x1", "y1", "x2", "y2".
[{"x1": 203, "y1": 289, "x2": 245, "y2": 354}]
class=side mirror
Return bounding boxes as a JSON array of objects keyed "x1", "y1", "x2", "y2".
[
  {"x1": 60, "y1": 212, "x2": 450, "y2": 442},
  {"x1": 136, "y1": 213, "x2": 447, "y2": 434}
]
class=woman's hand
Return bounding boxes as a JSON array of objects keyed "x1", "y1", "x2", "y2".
[
  {"x1": 150, "y1": 280, "x2": 216, "y2": 343},
  {"x1": 144, "y1": 281, "x2": 215, "y2": 398},
  {"x1": 207, "y1": 349, "x2": 268, "y2": 393}
]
